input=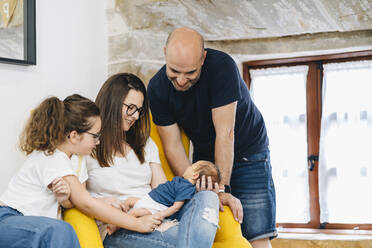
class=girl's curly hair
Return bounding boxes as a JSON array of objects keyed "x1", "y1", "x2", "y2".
[{"x1": 19, "y1": 94, "x2": 100, "y2": 155}]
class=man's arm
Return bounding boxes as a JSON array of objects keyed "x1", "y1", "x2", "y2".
[
  {"x1": 157, "y1": 123, "x2": 192, "y2": 176},
  {"x1": 212, "y1": 102, "x2": 236, "y2": 185},
  {"x1": 212, "y1": 101, "x2": 243, "y2": 223}
]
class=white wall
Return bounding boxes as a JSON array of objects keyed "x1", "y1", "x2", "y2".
[{"x1": 0, "y1": 0, "x2": 108, "y2": 192}]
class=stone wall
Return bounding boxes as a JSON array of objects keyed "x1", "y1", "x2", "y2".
[{"x1": 107, "y1": 0, "x2": 372, "y2": 85}]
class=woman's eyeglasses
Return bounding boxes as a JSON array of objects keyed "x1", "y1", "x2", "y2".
[
  {"x1": 85, "y1": 131, "x2": 101, "y2": 141},
  {"x1": 123, "y1": 103, "x2": 144, "y2": 116}
]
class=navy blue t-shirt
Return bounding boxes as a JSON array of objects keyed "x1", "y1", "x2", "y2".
[
  {"x1": 148, "y1": 48, "x2": 268, "y2": 163},
  {"x1": 149, "y1": 176, "x2": 196, "y2": 207}
]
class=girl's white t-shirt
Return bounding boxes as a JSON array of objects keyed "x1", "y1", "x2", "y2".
[
  {"x1": 86, "y1": 138, "x2": 161, "y2": 201},
  {"x1": 0, "y1": 150, "x2": 88, "y2": 219}
]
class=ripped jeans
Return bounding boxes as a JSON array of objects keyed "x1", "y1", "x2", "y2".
[{"x1": 103, "y1": 191, "x2": 219, "y2": 248}]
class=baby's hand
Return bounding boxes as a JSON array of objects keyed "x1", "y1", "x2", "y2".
[
  {"x1": 107, "y1": 224, "x2": 120, "y2": 235},
  {"x1": 121, "y1": 197, "x2": 139, "y2": 212},
  {"x1": 121, "y1": 199, "x2": 133, "y2": 212},
  {"x1": 51, "y1": 177, "x2": 71, "y2": 204}
]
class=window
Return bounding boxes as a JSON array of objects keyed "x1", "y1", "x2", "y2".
[
  {"x1": 243, "y1": 51, "x2": 372, "y2": 230},
  {"x1": 250, "y1": 66, "x2": 309, "y2": 223}
]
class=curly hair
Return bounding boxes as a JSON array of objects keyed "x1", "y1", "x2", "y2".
[{"x1": 19, "y1": 94, "x2": 100, "y2": 155}]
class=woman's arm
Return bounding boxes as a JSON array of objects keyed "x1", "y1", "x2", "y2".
[
  {"x1": 63, "y1": 175, "x2": 162, "y2": 233},
  {"x1": 150, "y1": 162, "x2": 167, "y2": 188}
]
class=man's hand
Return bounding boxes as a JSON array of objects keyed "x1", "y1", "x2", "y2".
[
  {"x1": 218, "y1": 192, "x2": 243, "y2": 224},
  {"x1": 195, "y1": 175, "x2": 219, "y2": 193}
]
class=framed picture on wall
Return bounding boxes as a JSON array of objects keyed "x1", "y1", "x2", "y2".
[{"x1": 0, "y1": 0, "x2": 36, "y2": 65}]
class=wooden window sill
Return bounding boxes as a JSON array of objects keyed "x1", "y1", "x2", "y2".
[
  {"x1": 277, "y1": 227, "x2": 372, "y2": 240},
  {"x1": 272, "y1": 232, "x2": 372, "y2": 248}
]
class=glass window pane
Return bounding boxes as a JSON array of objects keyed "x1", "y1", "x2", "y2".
[
  {"x1": 250, "y1": 65, "x2": 310, "y2": 223},
  {"x1": 319, "y1": 60, "x2": 372, "y2": 224}
]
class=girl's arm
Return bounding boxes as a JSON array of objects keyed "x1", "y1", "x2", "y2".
[
  {"x1": 63, "y1": 175, "x2": 162, "y2": 233},
  {"x1": 150, "y1": 162, "x2": 167, "y2": 189}
]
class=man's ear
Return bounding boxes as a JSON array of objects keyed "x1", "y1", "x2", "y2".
[
  {"x1": 201, "y1": 50, "x2": 207, "y2": 66},
  {"x1": 67, "y1": 130, "x2": 80, "y2": 144}
]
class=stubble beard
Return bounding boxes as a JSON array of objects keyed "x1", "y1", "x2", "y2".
[{"x1": 166, "y1": 71, "x2": 201, "y2": 92}]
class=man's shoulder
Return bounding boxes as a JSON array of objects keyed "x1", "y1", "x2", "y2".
[
  {"x1": 205, "y1": 48, "x2": 233, "y2": 63},
  {"x1": 204, "y1": 48, "x2": 237, "y2": 73}
]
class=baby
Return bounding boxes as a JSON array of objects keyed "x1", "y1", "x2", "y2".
[{"x1": 108, "y1": 160, "x2": 220, "y2": 234}]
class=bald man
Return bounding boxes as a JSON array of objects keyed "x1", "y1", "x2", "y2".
[{"x1": 148, "y1": 27, "x2": 277, "y2": 248}]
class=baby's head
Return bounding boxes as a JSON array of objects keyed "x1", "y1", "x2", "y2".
[{"x1": 183, "y1": 160, "x2": 221, "y2": 185}]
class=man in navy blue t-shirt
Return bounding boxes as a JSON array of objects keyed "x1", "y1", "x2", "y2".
[{"x1": 148, "y1": 27, "x2": 277, "y2": 247}]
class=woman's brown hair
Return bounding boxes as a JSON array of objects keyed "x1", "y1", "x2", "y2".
[
  {"x1": 94, "y1": 73, "x2": 150, "y2": 167},
  {"x1": 19, "y1": 94, "x2": 100, "y2": 155}
]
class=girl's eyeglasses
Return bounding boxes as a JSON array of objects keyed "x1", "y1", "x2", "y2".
[{"x1": 85, "y1": 131, "x2": 101, "y2": 141}]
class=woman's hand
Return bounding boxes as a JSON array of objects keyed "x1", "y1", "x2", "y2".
[{"x1": 135, "y1": 214, "x2": 163, "y2": 233}]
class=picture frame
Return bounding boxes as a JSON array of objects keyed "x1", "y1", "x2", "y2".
[{"x1": 0, "y1": 0, "x2": 36, "y2": 65}]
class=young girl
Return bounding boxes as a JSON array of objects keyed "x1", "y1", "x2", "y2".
[
  {"x1": 0, "y1": 94, "x2": 161, "y2": 248},
  {"x1": 87, "y1": 73, "x2": 219, "y2": 248}
]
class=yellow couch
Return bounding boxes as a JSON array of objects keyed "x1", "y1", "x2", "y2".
[{"x1": 64, "y1": 117, "x2": 251, "y2": 248}]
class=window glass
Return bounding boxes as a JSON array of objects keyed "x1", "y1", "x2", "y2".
[
  {"x1": 250, "y1": 65, "x2": 310, "y2": 223},
  {"x1": 319, "y1": 60, "x2": 372, "y2": 223}
]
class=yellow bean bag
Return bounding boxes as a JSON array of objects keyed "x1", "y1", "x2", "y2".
[
  {"x1": 64, "y1": 115, "x2": 251, "y2": 248},
  {"x1": 64, "y1": 208, "x2": 103, "y2": 248}
]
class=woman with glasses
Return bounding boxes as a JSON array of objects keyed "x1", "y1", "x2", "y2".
[{"x1": 86, "y1": 73, "x2": 219, "y2": 248}]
